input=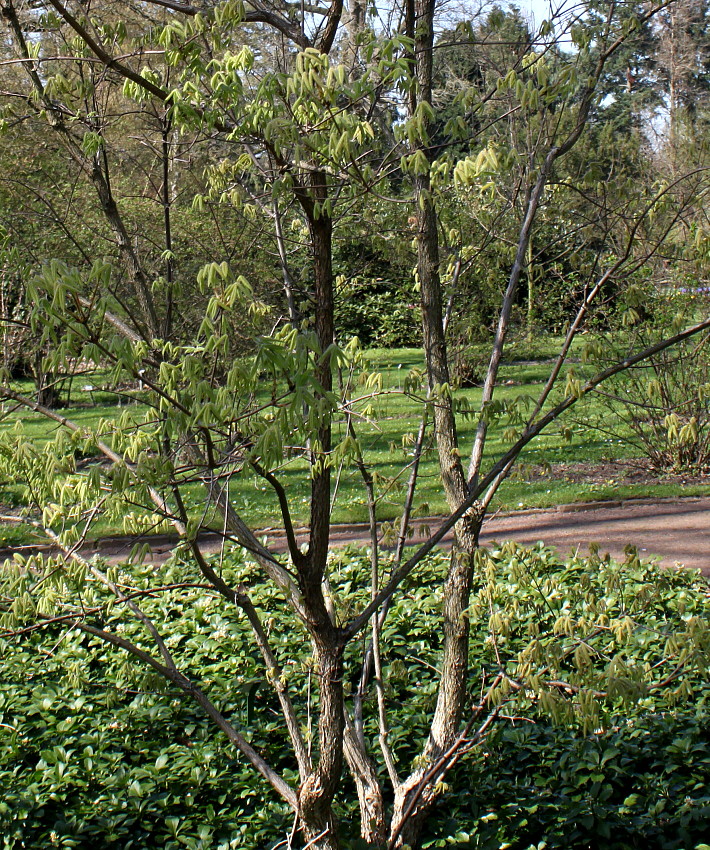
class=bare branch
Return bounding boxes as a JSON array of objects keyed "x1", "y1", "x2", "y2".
[
  {"x1": 140, "y1": 0, "x2": 200, "y2": 13},
  {"x1": 251, "y1": 458, "x2": 308, "y2": 572},
  {"x1": 387, "y1": 673, "x2": 505, "y2": 849},
  {"x1": 344, "y1": 312, "x2": 710, "y2": 642},
  {"x1": 244, "y1": 6, "x2": 311, "y2": 48},
  {"x1": 466, "y1": 0, "x2": 679, "y2": 488},
  {"x1": 44, "y1": 0, "x2": 170, "y2": 103},
  {"x1": 75, "y1": 619, "x2": 299, "y2": 808}
]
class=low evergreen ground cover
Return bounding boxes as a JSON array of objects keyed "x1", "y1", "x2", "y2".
[{"x1": 1, "y1": 545, "x2": 709, "y2": 848}]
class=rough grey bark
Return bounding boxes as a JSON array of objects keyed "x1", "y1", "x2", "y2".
[
  {"x1": 343, "y1": 717, "x2": 388, "y2": 846},
  {"x1": 343, "y1": 0, "x2": 366, "y2": 73},
  {"x1": 389, "y1": 0, "x2": 482, "y2": 844}
]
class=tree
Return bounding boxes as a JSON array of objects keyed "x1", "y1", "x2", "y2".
[
  {"x1": 1, "y1": 1, "x2": 709, "y2": 848},
  {"x1": 656, "y1": 0, "x2": 710, "y2": 167}
]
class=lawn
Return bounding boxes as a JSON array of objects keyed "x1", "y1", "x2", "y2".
[{"x1": 1, "y1": 339, "x2": 708, "y2": 546}]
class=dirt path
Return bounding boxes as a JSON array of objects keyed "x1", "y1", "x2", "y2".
[
  {"x1": 477, "y1": 498, "x2": 710, "y2": 573},
  {"x1": 55, "y1": 496, "x2": 709, "y2": 574},
  {"x1": 315, "y1": 498, "x2": 710, "y2": 574}
]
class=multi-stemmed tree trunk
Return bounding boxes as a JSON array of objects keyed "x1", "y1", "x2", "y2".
[
  {"x1": 1, "y1": 2, "x2": 708, "y2": 849},
  {"x1": 387, "y1": 1, "x2": 481, "y2": 844}
]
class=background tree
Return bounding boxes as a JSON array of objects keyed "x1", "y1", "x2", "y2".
[{"x1": 656, "y1": 0, "x2": 710, "y2": 169}]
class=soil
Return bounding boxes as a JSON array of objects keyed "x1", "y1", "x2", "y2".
[{"x1": 518, "y1": 458, "x2": 710, "y2": 489}]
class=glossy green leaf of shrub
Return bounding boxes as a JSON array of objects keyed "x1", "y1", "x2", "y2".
[{"x1": 1, "y1": 544, "x2": 709, "y2": 848}]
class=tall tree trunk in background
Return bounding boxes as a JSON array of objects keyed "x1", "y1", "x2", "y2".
[
  {"x1": 344, "y1": 0, "x2": 366, "y2": 73},
  {"x1": 33, "y1": 348, "x2": 59, "y2": 409},
  {"x1": 658, "y1": 1, "x2": 710, "y2": 173}
]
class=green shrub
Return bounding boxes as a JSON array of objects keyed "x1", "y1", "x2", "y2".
[
  {"x1": 334, "y1": 277, "x2": 421, "y2": 348},
  {"x1": 582, "y1": 290, "x2": 710, "y2": 472},
  {"x1": 418, "y1": 543, "x2": 710, "y2": 848},
  {"x1": 1, "y1": 546, "x2": 708, "y2": 848},
  {"x1": 423, "y1": 708, "x2": 710, "y2": 849}
]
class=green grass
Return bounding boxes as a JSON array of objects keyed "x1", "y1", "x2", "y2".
[
  {"x1": 1, "y1": 341, "x2": 707, "y2": 545},
  {"x1": 327, "y1": 345, "x2": 637, "y2": 521}
]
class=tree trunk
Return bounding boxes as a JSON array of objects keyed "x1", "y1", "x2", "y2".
[
  {"x1": 344, "y1": 0, "x2": 366, "y2": 74},
  {"x1": 343, "y1": 719, "x2": 387, "y2": 847},
  {"x1": 393, "y1": 0, "x2": 482, "y2": 844},
  {"x1": 308, "y1": 205, "x2": 334, "y2": 572},
  {"x1": 33, "y1": 350, "x2": 59, "y2": 409},
  {"x1": 298, "y1": 642, "x2": 344, "y2": 850},
  {"x1": 295, "y1": 174, "x2": 346, "y2": 849}
]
